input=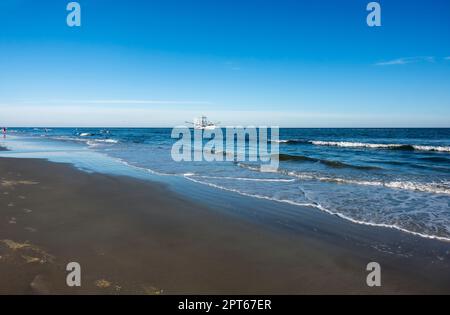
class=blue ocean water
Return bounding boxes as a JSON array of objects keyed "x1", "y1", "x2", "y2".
[{"x1": 1, "y1": 128, "x2": 450, "y2": 240}]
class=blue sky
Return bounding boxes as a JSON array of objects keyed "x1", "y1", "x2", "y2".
[{"x1": 0, "y1": 0, "x2": 449, "y2": 127}]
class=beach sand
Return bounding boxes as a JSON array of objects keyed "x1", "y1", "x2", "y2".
[{"x1": 1, "y1": 157, "x2": 450, "y2": 294}]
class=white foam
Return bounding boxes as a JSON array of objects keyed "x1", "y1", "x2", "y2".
[
  {"x1": 413, "y1": 145, "x2": 450, "y2": 152},
  {"x1": 96, "y1": 139, "x2": 118, "y2": 144},
  {"x1": 310, "y1": 141, "x2": 450, "y2": 152},
  {"x1": 236, "y1": 163, "x2": 261, "y2": 172},
  {"x1": 86, "y1": 139, "x2": 119, "y2": 147},
  {"x1": 187, "y1": 174, "x2": 296, "y2": 182},
  {"x1": 51, "y1": 136, "x2": 87, "y2": 143},
  {"x1": 238, "y1": 163, "x2": 450, "y2": 195},
  {"x1": 183, "y1": 174, "x2": 450, "y2": 242},
  {"x1": 287, "y1": 171, "x2": 450, "y2": 195},
  {"x1": 310, "y1": 141, "x2": 401, "y2": 149},
  {"x1": 114, "y1": 157, "x2": 171, "y2": 176}
]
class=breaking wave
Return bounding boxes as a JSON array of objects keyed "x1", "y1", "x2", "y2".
[
  {"x1": 309, "y1": 141, "x2": 450, "y2": 152},
  {"x1": 275, "y1": 139, "x2": 450, "y2": 152}
]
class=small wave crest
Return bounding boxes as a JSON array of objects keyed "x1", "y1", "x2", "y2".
[
  {"x1": 310, "y1": 141, "x2": 450, "y2": 152},
  {"x1": 278, "y1": 153, "x2": 380, "y2": 170},
  {"x1": 237, "y1": 162, "x2": 450, "y2": 195},
  {"x1": 86, "y1": 139, "x2": 119, "y2": 146},
  {"x1": 275, "y1": 139, "x2": 450, "y2": 152},
  {"x1": 188, "y1": 174, "x2": 296, "y2": 182},
  {"x1": 50, "y1": 136, "x2": 119, "y2": 147},
  {"x1": 287, "y1": 171, "x2": 450, "y2": 195},
  {"x1": 271, "y1": 139, "x2": 309, "y2": 144}
]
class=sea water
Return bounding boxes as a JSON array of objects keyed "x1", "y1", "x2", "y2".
[{"x1": 1, "y1": 128, "x2": 449, "y2": 240}]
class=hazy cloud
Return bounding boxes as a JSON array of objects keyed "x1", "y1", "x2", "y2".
[
  {"x1": 375, "y1": 56, "x2": 435, "y2": 66},
  {"x1": 225, "y1": 61, "x2": 242, "y2": 71}
]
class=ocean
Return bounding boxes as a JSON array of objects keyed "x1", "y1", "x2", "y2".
[{"x1": 1, "y1": 128, "x2": 449, "y2": 241}]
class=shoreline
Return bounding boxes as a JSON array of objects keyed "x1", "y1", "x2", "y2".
[
  {"x1": 1, "y1": 156, "x2": 450, "y2": 294},
  {"x1": 183, "y1": 173, "x2": 450, "y2": 242}
]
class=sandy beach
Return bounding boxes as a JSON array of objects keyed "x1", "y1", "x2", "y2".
[{"x1": 1, "y1": 156, "x2": 449, "y2": 294}]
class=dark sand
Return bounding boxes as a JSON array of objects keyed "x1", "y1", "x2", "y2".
[{"x1": 1, "y1": 157, "x2": 450, "y2": 294}]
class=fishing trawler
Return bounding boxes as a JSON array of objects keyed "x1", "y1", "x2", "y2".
[{"x1": 186, "y1": 116, "x2": 219, "y2": 130}]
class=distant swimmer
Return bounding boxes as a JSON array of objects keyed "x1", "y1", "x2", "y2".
[{"x1": 2, "y1": 127, "x2": 7, "y2": 138}]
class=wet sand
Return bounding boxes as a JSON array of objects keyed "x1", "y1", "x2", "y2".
[{"x1": 1, "y1": 157, "x2": 450, "y2": 294}]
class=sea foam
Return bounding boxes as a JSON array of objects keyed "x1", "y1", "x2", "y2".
[{"x1": 309, "y1": 141, "x2": 450, "y2": 152}]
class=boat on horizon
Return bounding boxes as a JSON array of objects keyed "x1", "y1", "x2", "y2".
[{"x1": 186, "y1": 116, "x2": 219, "y2": 130}]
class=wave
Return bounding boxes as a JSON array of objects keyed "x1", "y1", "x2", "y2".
[
  {"x1": 190, "y1": 175, "x2": 296, "y2": 182},
  {"x1": 88, "y1": 139, "x2": 119, "y2": 144},
  {"x1": 271, "y1": 139, "x2": 309, "y2": 144},
  {"x1": 51, "y1": 136, "x2": 88, "y2": 143},
  {"x1": 287, "y1": 171, "x2": 450, "y2": 195},
  {"x1": 114, "y1": 157, "x2": 172, "y2": 176},
  {"x1": 278, "y1": 153, "x2": 317, "y2": 162},
  {"x1": 275, "y1": 139, "x2": 450, "y2": 152},
  {"x1": 182, "y1": 174, "x2": 450, "y2": 242},
  {"x1": 237, "y1": 163, "x2": 450, "y2": 195},
  {"x1": 309, "y1": 141, "x2": 450, "y2": 152},
  {"x1": 413, "y1": 145, "x2": 450, "y2": 153},
  {"x1": 278, "y1": 153, "x2": 380, "y2": 170},
  {"x1": 49, "y1": 136, "x2": 119, "y2": 148},
  {"x1": 419, "y1": 156, "x2": 450, "y2": 163}
]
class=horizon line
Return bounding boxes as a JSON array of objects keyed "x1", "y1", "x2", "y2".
[{"x1": 4, "y1": 126, "x2": 450, "y2": 129}]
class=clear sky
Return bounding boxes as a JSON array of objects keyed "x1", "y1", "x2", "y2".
[{"x1": 1, "y1": 0, "x2": 449, "y2": 127}]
